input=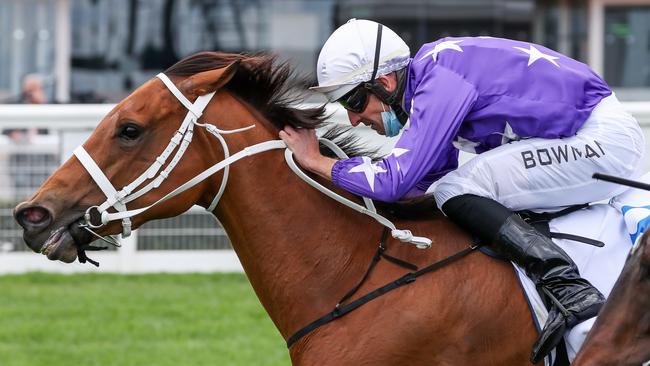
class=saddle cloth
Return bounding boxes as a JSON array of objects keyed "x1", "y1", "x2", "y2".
[{"x1": 513, "y1": 172, "x2": 650, "y2": 365}]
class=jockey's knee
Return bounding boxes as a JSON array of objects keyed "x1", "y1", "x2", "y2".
[
  {"x1": 430, "y1": 176, "x2": 496, "y2": 211},
  {"x1": 439, "y1": 193, "x2": 511, "y2": 242}
]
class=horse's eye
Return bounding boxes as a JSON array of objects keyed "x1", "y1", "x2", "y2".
[{"x1": 119, "y1": 124, "x2": 141, "y2": 140}]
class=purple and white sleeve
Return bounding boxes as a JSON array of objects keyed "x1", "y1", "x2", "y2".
[{"x1": 331, "y1": 65, "x2": 479, "y2": 202}]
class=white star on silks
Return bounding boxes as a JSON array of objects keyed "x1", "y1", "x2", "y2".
[
  {"x1": 513, "y1": 45, "x2": 560, "y2": 67},
  {"x1": 388, "y1": 148, "x2": 410, "y2": 171},
  {"x1": 389, "y1": 148, "x2": 409, "y2": 158},
  {"x1": 500, "y1": 122, "x2": 520, "y2": 144},
  {"x1": 348, "y1": 156, "x2": 387, "y2": 192},
  {"x1": 452, "y1": 136, "x2": 480, "y2": 153},
  {"x1": 419, "y1": 40, "x2": 464, "y2": 62}
]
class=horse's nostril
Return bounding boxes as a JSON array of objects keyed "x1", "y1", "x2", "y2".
[
  {"x1": 24, "y1": 208, "x2": 45, "y2": 223},
  {"x1": 15, "y1": 205, "x2": 52, "y2": 230}
]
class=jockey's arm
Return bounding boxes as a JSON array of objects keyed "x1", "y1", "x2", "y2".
[
  {"x1": 282, "y1": 65, "x2": 478, "y2": 202},
  {"x1": 330, "y1": 66, "x2": 478, "y2": 202}
]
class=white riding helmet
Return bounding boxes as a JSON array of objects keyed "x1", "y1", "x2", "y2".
[{"x1": 311, "y1": 19, "x2": 411, "y2": 102}]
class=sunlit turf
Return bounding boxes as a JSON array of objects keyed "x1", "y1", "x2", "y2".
[{"x1": 0, "y1": 273, "x2": 290, "y2": 366}]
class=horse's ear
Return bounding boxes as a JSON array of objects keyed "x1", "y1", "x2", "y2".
[{"x1": 179, "y1": 60, "x2": 240, "y2": 96}]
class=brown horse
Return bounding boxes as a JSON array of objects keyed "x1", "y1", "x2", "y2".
[
  {"x1": 14, "y1": 52, "x2": 542, "y2": 365},
  {"x1": 573, "y1": 228, "x2": 650, "y2": 366}
]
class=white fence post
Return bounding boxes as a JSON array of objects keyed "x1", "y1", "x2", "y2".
[{"x1": 118, "y1": 231, "x2": 138, "y2": 273}]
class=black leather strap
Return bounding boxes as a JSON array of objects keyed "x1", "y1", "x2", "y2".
[
  {"x1": 336, "y1": 228, "x2": 417, "y2": 312},
  {"x1": 286, "y1": 235, "x2": 478, "y2": 348},
  {"x1": 369, "y1": 23, "x2": 383, "y2": 81},
  {"x1": 519, "y1": 204, "x2": 605, "y2": 247},
  {"x1": 517, "y1": 204, "x2": 589, "y2": 225},
  {"x1": 362, "y1": 22, "x2": 410, "y2": 125},
  {"x1": 549, "y1": 232, "x2": 604, "y2": 247}
]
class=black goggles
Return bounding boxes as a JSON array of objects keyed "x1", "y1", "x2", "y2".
[{"x1": 337, "y1": 85, "x2": 370, "y2": 113}]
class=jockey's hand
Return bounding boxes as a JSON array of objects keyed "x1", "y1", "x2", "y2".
[
  {"x1": 279, "y1": 126, "x2": 336, "y2": 180},
  {"x1": 279, "y1": 126, "x2": 319, "y2": 166}
]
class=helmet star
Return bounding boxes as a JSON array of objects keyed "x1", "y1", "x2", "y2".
[
  {"x1": 348, "y1": 156, "x2": 387, "y2": 192},
  {"x1": 419, "y1": 40, "x2": 464, "y2": 62},
  {"x1": 513, "y1": 45, "x2": 560, "y2": 67}
]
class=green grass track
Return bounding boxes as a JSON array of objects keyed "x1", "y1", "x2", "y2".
[{"x1": 0, "y1": 273, "x2": 290, "y2": 366}]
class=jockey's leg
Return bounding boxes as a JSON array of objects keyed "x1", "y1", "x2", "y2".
[
  {"x1": 441, "y1": 193, "x2": 604, "y2": 363},
  {"x1": 428, "y1": 94, "x2": 645, "y2": 363},
  {"x1": 431, "y1": 94, "x2": 645, "y2": 212}
]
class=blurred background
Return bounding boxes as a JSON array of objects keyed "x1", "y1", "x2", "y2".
[
  {"x1": 0, "y1": 0, "x2": 648, "y2": 271},
  {"x1": 0, "y1": 1, "x2": 648, "y2": 364},
  {"x1": 2, "y1": 0, "x2": 650, "y2": 104}
]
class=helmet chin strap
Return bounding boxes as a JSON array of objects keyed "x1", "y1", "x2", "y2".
[
  {"x1": 365, "y1": 81, "x2": 408, "y2": 125},
  {"x1": 362, "y1": 22, "x2": 409, "y2": 125}
]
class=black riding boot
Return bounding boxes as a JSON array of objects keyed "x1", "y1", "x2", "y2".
[{"x1": 441, "y1": 194, "x2": 605, "y2": 364}]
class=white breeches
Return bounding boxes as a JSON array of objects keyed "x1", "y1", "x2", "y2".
[{"x1": 429, "y1": 94, "x2": 646, "y2": 211}]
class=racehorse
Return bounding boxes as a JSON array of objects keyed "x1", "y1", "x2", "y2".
[
  {"x1": 14, "y1": 51, "x2": 552, "y2": 365},
  {"x1": 572, "y1": 225, "x2": 650, "y2": 365}
]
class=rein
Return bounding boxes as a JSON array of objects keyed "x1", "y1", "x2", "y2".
[
  {"x1": 285, "y1": 140, "x2": 431, "y2": 248},
  {"x1": 73, "y1": 72, "x2": 432, "y2": 265}
]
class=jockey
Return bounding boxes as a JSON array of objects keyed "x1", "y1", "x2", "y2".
[{"x1": 279, "y1": 19, "x2": 645, "y2": 362}]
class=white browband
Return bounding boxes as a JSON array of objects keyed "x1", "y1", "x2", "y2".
[{"x1": 74, "y1": 73, "x2": 432, "y2": 249}]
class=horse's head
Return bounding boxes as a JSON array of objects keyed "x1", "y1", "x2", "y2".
[
  {"x1": 14, "y1": 51, "x2": 327, "y2": 265},
  {"x1": 12, "y1": 53, "x2": 271, "y2": 264}
]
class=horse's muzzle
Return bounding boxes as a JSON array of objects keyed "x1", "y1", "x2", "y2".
[
  {"x1": 14, "y1": 202, "x2": 92, "y2": 263},
  {"x1": 14, "y1": 202, "x2": 55, "y2": 253}
]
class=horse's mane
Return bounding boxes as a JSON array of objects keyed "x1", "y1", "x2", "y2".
[
  {"x1": 165, "y1": 51, "x2": 326, "y2": 130},
  {"x1": 165, "y1": 51, "x2": 438, "y2": 219},
  {"x1": 165, "y1": 51, "x2": 386, "y2": 156}
]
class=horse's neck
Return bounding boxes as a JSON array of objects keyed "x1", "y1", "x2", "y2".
[
  {"x1": 215, "y1": 150, "x2": 377, "y2": 338},
  {"x1": 204, "y1": 97, "x2": 378, "y2": 338}
]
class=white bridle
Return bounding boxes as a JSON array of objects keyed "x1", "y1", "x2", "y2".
[
  {"x1": 74, "y1": 72, "x2": 433, "y2": 249},
  {"x1": 73, "y1": 73, "x2": 254, "y2": 242}
]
